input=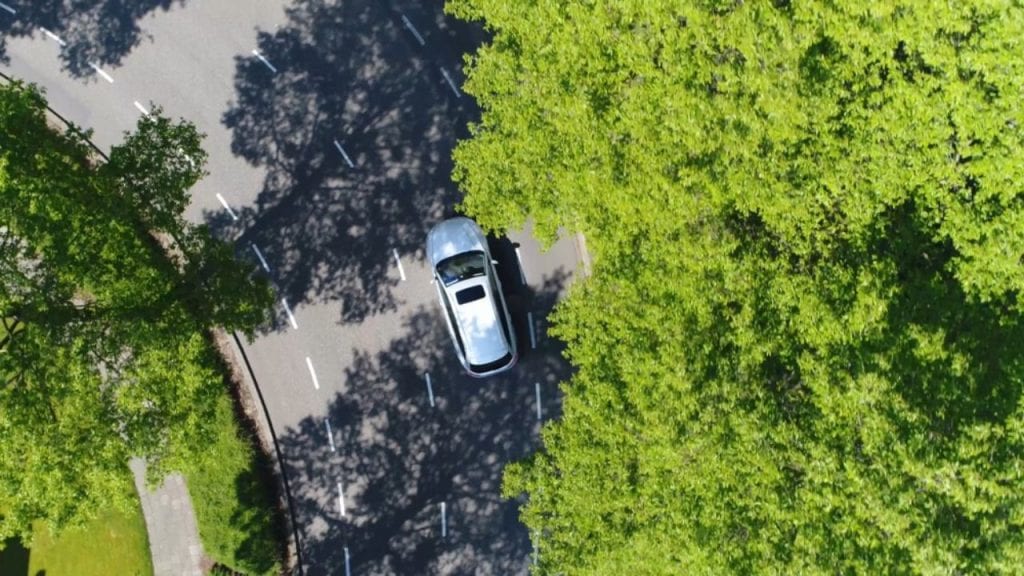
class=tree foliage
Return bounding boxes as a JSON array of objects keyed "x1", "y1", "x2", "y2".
[
  {"x1": 0, "y1": 80, "x2": 272, "y2": 540},
  {"x1": 449, "y1": 0, "x2": 1024, "y2": 572}
]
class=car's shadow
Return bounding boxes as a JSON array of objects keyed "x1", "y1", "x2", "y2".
[{"x1": 487, "y1": 235, "x2": 534, "y2": 363}]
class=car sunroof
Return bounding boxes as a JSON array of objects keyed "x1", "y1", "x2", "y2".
[{"x1": 456, "y1": 285, "x2": 486, "y2": 305}]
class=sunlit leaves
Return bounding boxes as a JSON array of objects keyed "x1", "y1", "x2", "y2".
[
  {"x1": 103, "y1": 106, "x2": 209, "y2": 238},
  {"x1": 452, "y1": 0, "x2": 1024, "y2": 572},
  {"x1": 0, "y1": 80, "x2": 271, "y2": 539}
]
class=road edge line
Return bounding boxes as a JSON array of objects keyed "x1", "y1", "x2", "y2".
[{"x1": 220, "y1": 329, "x2": 305, "y2": 575}]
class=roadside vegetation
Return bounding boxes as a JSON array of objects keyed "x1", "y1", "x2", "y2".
[
  {"x1": 186, "y1": 391, "x2": 283, "y2": 575},
  {"x1": 451, "y1": 0, "x2": 1024, "y2": 573},
  {"x1": 24, "y1": 494, "x2": 152, "y2": 576},
  {"x1": 1, "y1": 489, "x2": 152, "y2": 576},
  {"x1": 0, "y1": 80, "x2": 282, "y2": 573}
]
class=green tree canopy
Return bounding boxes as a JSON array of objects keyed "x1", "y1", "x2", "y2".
[
  {"x1": 449, "y1": 0, "x2": 1024, "y2": 572},
  {"x1": 0, "y1": 80, "x2": 272, "y2": 540}
]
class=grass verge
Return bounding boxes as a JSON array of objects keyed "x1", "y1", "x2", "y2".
[
  {"x1": 184, "y1": 387, "x2": 283, "y2": 575},
  {"x1": 13, "y1": 489, "x2": 152, "y2": 576}
]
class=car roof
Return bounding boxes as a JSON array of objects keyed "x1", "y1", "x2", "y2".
[
  {"x1": 445, "y1": 276, "x2": 509, "y2": 366},
  {"x1": 427, "y1": 217, "x2": 487, "y2": 266}
]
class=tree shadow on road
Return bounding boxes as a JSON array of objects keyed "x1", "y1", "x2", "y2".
[
  {"x1": 0, "y1": 0, "x2": 184, "y2": 78},
  {"x1": 208, "y1": 0, "x2": 482, "y2": 331},
  {"x1": 276, "y1": 269, "x2": 570, "y2": 575}
]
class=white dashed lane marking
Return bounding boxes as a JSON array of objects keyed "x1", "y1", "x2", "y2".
[
  {"x1": 337, "y1": 482, "x2": 347, "y2": 517},
  {"x1": 535, "y1": 382, "x2": 542, "y2": 420},
  {"x1": 333, "y1": 140, "x2": 355, "y2": 168},
  {"x1": 528, "y1": 311, "x2": 537, "y2": 350},
  {"x1": 0, "y1": 3, "x2": 16, "y2": 15},
  {"x1": 424, "y1": 373, "x2": 435, "y2": 407},
  {"x1": 281, "y1": 298, "x2": 298, "y2": 330},
  {"x1": 251, "y1": 243, "x2": 271, "y2": 273},
  {"x1": 252, "y1": 49, "x2": 278, "y2": 74},
  {"x1": 325, "y1": 419, "x2": 336, "y2": 452},
  {"x1": 40, "y1": 27, "x2": 66, "y2": 47},
  {"x1": 400, "y1": 14, "x2": 426, "y2": 46},
  {"x1": 393, "y1": 249, "x2": 406, "y2": 281},
  {"x1": 440, "y1": 67, "x2": 461, "y2": 99},
  {"x1": 215, "y1": 193, "x2": 239, "y2": 221},
  {"x1": 305, "y1": 357, "x2": 320, "y2": 390},
  {"x1": 441, "y1": 502, "x2": 448, "y2": 538},
  {"x1": 89, "y1": 63, "x2": 114, "y2": 83}
]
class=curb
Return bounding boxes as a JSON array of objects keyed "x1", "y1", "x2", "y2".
[
  {"x1": 214, "y1": 329, "x2": 305, "y2": 576},
  {"x1": 573, "y1": 231, "x2": 593, "y2": 277}
]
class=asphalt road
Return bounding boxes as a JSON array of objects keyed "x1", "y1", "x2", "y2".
[{"x1": 1, "y1": 1, "x2": 581, "y2": 574}]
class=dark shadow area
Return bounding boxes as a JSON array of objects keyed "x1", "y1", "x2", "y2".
[
  {"x1": 380, "y1": 0, "x2": 491, "y2": 71},
  {"x1": 229, "y1": 463, "x2": 286, "y2": 575},
  {"x1": 207, "y1": 332, "x2": 289, "y2": 573},
  {"x1": 210, "y1": 0, "x2": 483, "y2": 330},
  {"x1": 0, "y1": 0, "x2": 184, "y2": 78},
  {"x1": 276, "y1": 269, "x2": 569, "y2": 575},
  {"x1": 0, "y1": 538, "x2": 30, "y2": 576},
  {"x1": 729, "y1": 194, "x2": 1024, "y2": 438},
  {"x1": 873, "y1": 203, "x2": 1024, "y2": 433}
]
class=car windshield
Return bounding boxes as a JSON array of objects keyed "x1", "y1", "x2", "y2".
[{"x1": 437, "y1": 251, "x2": 486, "y2": 286}]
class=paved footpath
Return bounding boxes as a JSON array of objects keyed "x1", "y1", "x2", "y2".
[{"x1": 130, "y1": 459, "x2": 206, "y2": 576}]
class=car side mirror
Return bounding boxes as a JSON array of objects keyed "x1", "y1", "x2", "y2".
[{"x1": 492, "y1": 259, "x2": 499, "y2": 266}]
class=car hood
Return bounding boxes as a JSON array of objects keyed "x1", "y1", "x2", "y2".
[{"x1": 427, "y1": 217, "x2": 487, "y2": 266}]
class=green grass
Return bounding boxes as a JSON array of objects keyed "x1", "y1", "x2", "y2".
[
  {"x1": 23, "y1": 493, "x2": 152, "y2": 576},
  {"x1": 1, "y1": 319, "x2": 283, "y2": 576},
  {"x1": 2, "y1": 318, "x2": 151, "y2": 576},
  {"x1": 2, "y1": 322, "x2": 154, "y2": 576},
  {"x1": 185, "y1": 390, "x2": 283, "y2": 576}
]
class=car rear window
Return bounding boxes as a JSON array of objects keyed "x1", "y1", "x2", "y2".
[
  {"x1": 455, "y1": 285, "x2": 486, "y2": 305},
  {"x1": 471, "y1": 352, "x2": 514, "y2": 375}
]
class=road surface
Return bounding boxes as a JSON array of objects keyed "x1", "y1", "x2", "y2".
[{"x1": 1, "y1": 1, "x2": 582, "y2": 573}]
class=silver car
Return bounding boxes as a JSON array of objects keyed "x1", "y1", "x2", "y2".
[{"x1": 427, "y1": 217, "x2": 518, "y2": 377}]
